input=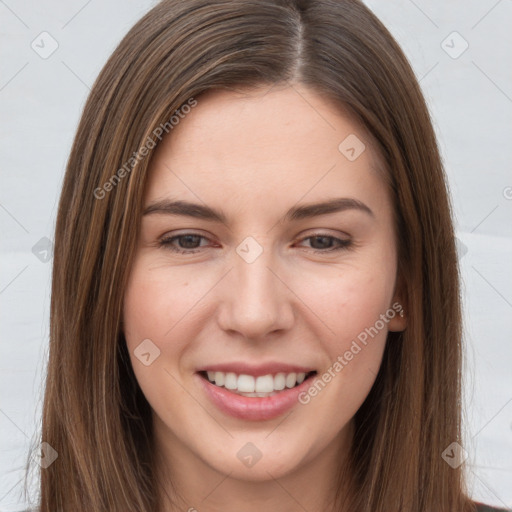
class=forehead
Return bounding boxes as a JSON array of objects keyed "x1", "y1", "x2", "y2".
[{"x1": 144, "y1": 85, "x2": 388, "y2": 219}]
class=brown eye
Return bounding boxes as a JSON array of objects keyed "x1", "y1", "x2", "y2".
[
  {"x1": 159, "y1": 233, "x2": 210, "y2": 254},
  {"x1": 298, "y1": 234, "x2": 352, "y2": 253},
  {"x1": 158, "y1": 232, "x2": 352, "y2": 255}
]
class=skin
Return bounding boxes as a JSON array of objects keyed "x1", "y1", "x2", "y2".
[{"x1": 122, "y1": 83, "x2": 407, "y2": 512}]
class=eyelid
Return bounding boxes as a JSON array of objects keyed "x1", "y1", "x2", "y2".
[
  {"x1": 158, "y1": 232, "x2": 215, "y2": 252},
  {"x1": 158, "y1": 230, "x2": 353, "y2": 255},
  {"x1": 159, "y1": 227, "x2": 351, "y2": 242},
  {"x1": 297, "y1": 227, "x2": 351, "y2": 240}
]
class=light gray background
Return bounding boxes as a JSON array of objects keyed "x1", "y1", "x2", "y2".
[{"x1": 1, "y1": 0, "x2": 511, "y2": 510}]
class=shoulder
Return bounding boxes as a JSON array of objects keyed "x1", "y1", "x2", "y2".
[{"x1": 474, "y1": 502, "x2": 512, "y2": 512}]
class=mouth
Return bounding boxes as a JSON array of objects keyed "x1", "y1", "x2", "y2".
[
  {"x1": 195, "y1": 362, "x2": 319, "y2": 420},
  {"x1": 197, "y1": 370, "x2": 318, "y2": 397}
]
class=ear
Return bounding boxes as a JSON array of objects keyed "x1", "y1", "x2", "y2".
[{"x1": 388, "y1": 276, "x2": 407, "y2": 332}]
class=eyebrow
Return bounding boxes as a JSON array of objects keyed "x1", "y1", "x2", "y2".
[{"x1": 142, "y1": 197, "x2": 374, "y2": 223}]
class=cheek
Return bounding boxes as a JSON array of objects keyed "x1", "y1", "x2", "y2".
[
  {"x1": 122, "y1": 260, "x2": 187, "y2": 387},
  {"x1": 122, "y1": 262, "x2": 195, "y2": 417},
  {"x1": 123, "y1": 260, "x2": 196, "y2": 347},
  {"x1": 322, "y1": 277, "x2": 390, "y2": 378},
  {"x1": 293, "y1": 253, "x2": 396, "y2": 399},
  {"x1": 122, "y1": 258, "x2": 218, "y2": 390},
  {"x1": 123, "y1": 270, "x2": 162, "y2": 347},
  {"x1": 293, "y1": 270, "x2": 392, "y2": 431},
  {"x1": 297, "y1": 258, "x2": 396, "y2": 340}
]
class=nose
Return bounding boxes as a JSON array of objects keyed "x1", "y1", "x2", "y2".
[{"x1": 216, "y1": 243, "x2": 295, "y2": 340}]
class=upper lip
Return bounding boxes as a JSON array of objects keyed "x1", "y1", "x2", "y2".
[{"x1": 197, "y1": 362, "x2": 317, "y2": 378}]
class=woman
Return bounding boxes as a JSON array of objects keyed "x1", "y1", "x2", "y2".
[{"x1": 26, "y1": 0, "x2": 510, "y2": 511}]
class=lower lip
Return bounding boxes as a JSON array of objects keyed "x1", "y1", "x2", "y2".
[{"x1": 196, "y1": 372, "x2": 316, "y2": 421}]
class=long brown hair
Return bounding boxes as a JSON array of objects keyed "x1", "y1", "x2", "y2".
[{"x1": 28, "y1": 0, "x2": 476, "y2": 510}]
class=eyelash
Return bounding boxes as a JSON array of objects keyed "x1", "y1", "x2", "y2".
[{"x1": 158, "y1": 233, "x2": 352, "y2": 255}]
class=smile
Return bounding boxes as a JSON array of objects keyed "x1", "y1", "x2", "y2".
[
  {"x1": 196, "y1": 368, "x2": 318, "y2": 421},
  {"x1": 199, "y1": 370, "x2": 316, "y2": 397}
]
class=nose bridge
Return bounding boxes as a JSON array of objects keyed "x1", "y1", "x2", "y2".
[
  {"x1": 236, "y1": 247, "x2": 276, "y2": 301},
  {"x1": 218, "y1": 236, "x2": 293, "y2": 337}
]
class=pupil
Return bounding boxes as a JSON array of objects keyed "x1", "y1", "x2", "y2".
[
  {"x1": 312, "y1": 236, "x2": 331, "y2": 249},
  {"x1": 181, "y1": 235, "x2": 200, "y2": 248}
]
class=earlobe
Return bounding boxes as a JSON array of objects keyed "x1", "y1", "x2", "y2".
[{"x1": 388, "y1": 300, "x2": 407, "y2": 332}]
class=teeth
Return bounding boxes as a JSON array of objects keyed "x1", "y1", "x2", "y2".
[
  {"x1": 285, "y1": 372, "x2": 297, "y2": 388},
  {"x1": 255, "y1": 374, "x2": 274, "y2": 393},
  {"x1": 214, "y1": 371, "x2": 224, "y2": 387},
  {"x1": 203, "y1": 370, "x2": 311, "y2": 393},
  {"x1": 238, "y1": 374, "x2": 255, "y2": 392},
  {"x1": 274, "y1": 372, "x2": 286, "y2": 390},
  {"x1": 224, "y1": 372, "x2": 237, "y2": 390}
]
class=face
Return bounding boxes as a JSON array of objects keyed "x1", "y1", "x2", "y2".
[{"x1": 122, "y1": 84, "x2": 406, "y2": 487}]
